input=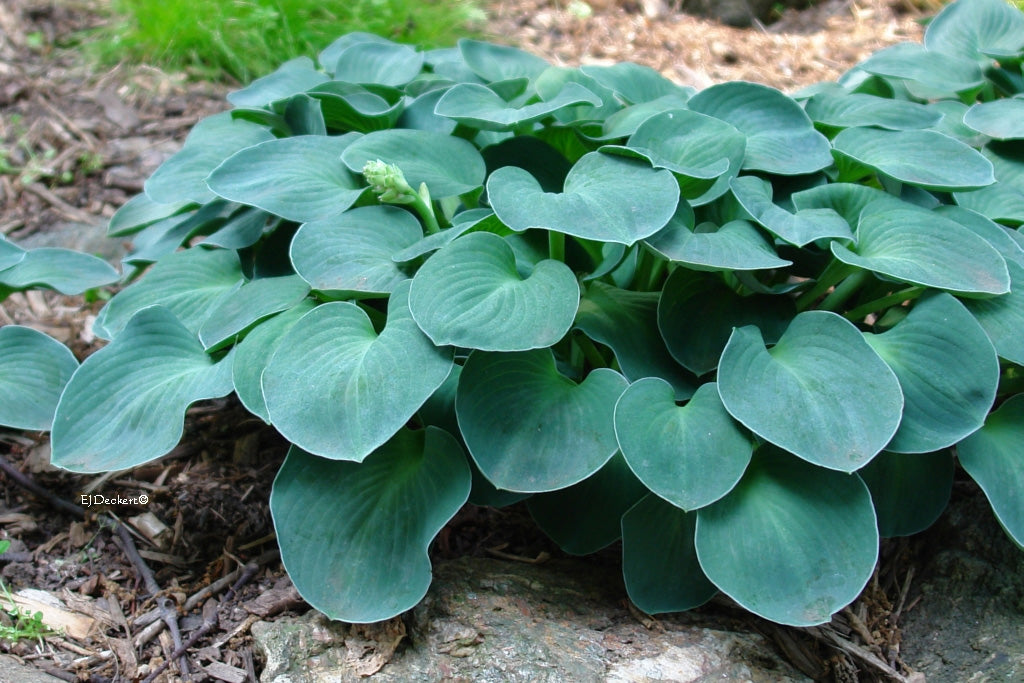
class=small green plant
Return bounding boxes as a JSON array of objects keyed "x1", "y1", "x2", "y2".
[
  {"x1": 0, "y1": 541, "x2": 60, "y2": 645},
  {"x1": 87, "y1": 0, "x2": 486, "y2": 81},
  {"x1": 14, "y1": 0, "x2": 1024, "y2": 628}
]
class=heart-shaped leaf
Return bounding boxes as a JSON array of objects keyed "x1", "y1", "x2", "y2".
[
  {"x1": 858, "y1": 450, "x2": 954, "y2": 538},
  {"x1": 232, "y1": 300, "x2": 316, "y2": 423},
  {"x1": 434, "y1": 82, "x2": 602, "y2": 131},
  {"x1": 615, "y1": 380, "x2": 752, "y2": 511},
  {"x1": 718, "y1": 311, "x2": 903, "y2": 472},
  {"x1": 856, "y1": 42, "x2": 985, "y2": 96},
  {"x1": 206, "y1": 134, "x2": 365, "y2": 223},
  {"x1": 51, "y1": 306, "x2": 235, "y2": 472},
  {"x1": 526, "y1": 454, "x2": 647, "y2": 554},
  {"x1": 0, "y1": 326, "x2": 78, "y2": 430},
  {"x1": 227, "y1": 57, "x2": 329, "y2": 107},
  {"x1": 955, "y1": 182, "x2": 1024, "y2": 226},
  {"x1": 604, "y1": 109, "x2": 744, "y2": 200},
  {"x1": 456, "y1": 349, "x2": 628, "y2": 492},
  {"x1": 958, "y1": 394, "x2": 1024, "y2": 548},
  {"x1": 863, "y1": 293, "x2": 999, "y2": 454},
  {"x1": 341, "y1": 129, "x2": 486, "y2": 198},
  {"x1": 695, "y1": 447, "x2": 878, "y2": 626},
  {"x1": 487, "y1": 151, "x2": 679, "y2": 245},
  {"x1": 729, "y1": 176, "x2": 853, "y2": 246},
  {"x1": 831, "y1": 127, "x2": 995, "y2": 192},
  {"x1": 145, "y1": 112, "x2": 275, "y2": 205},
  {"x1": 263, "y1": 281, "x2": 453, "y2": 461},
  {"x1": 579, "y1": 62, "x2": 686, "y2": 105},
  {"x1": 804, "y1": 91, "x2": 941, "y2": 132},
  {"x1": 291, "y1": 205, "x2": 422, "y2": 297},
  {"x1": 645, "y1": 218, "x2": 791, "y2": 272},
  {"x1": 687, "y1": 81, "x2": 833, "y2": 175},
  {"x1": 575, "y1": 282, "x2": 697, "y2": 399},
  {"x1": 318, "y1": 33, "x2": 395, "y2": 74},
  {"x1": 271, "y1": 428, "x2": 470, "y2": 622},
  {"x1": 925, "y1": 0, "x2": 1024, "y2": 59},
  {"x1": 657, "y1": 268, "x2": 795, "y2": 376},
  {"x1": 458, "y1": 38, "x2": 550, "y2": 83},
  {"x1": 935, "y1": 205, "x2": 1024, "y2": 268},
  {"x1": 831, "y1": 207, "x2": 1010, "y2": 295},
  {"x1": 330, "y1": 41, "x2": 424, "y2": 87},
  {"x1": 198, "y1": 276, "x2": 311, "y2": 351},
  {"x1": 621, "y1": 494, "x2": 717, "y2": 614},
  {"x1": 963, "y1": 100, "x2": 1024, "y2": 140},
  {"x1": 94, "y1": 248, "x2": 244, "y2": 340},
  {"x1": 789, "y1": 182, "x2": 900, "y2": 229},
  {"x1": 409, "y1": 232, "x2": 579, "y2": 351},
  {"x1": 533, "y1": 67, "x2": 619, "y2": 125},
  {"x1": 963, "y1": 260, "x2": 1024, "y2": 365},
  {"x1": 0, "y1": 248, "x2": 119, "y2": 295},
  {"x1": 309, "y1": 82, "x2": 405, "y2": 133}
]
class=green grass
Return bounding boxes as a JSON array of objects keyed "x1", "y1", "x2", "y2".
[{"x1": 87, "y1": 0, "x2": 487, "y2": 82}]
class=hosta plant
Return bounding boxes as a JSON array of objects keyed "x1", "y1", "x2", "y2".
[{"x1": 37, "y1": 0, "x2": 1024, "y2": 627}]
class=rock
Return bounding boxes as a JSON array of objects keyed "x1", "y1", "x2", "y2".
[
  {"x1": 253, "y1": 556, "x2": 808, "y2": 682},
  {"x1": 0, "y1": 655, "x2": 65, "y2": 683},
  {"x1": 900, "y1": 487, "x2": 1024, "y2": 682}
]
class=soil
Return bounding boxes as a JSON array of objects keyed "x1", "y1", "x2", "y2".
[{"x1": 1, "y1": 1, "x2": 1018, "y2": 682}]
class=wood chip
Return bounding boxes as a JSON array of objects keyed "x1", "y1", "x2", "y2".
[
  {"x1": 203, "y1": 661, "x2": 247, "y2": 683},
  {"x1": 2, "y1": 588, "x2": 96, "y2": 640}
]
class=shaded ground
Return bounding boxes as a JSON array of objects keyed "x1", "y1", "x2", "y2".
[{"x1": 4, "y1": 1, "x2": 1020, "y2": 682}]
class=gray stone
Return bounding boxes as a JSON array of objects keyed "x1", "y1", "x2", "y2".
[
  {"x1": 253, "y1": 556, "x2": 808, "y2": 682},
  {"x1": 0, "y1": 654, "x2": 66, "y2": 683},
  {"x1": 900, "y1": 490, "x2": 1024, "y2": 682}
]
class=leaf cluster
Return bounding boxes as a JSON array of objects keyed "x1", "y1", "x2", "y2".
[{"x1": 5, "y1": 0, "x2": 1024, "y2": 627}]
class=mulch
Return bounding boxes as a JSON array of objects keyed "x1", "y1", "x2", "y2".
[{"x1": 0, "y1": 1, "x2": 933, "y2": 681}]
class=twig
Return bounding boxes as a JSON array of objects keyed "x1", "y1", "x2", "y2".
[
  {"x1": 140, "y1": 563, "x2": 260, "y2": 683},
  {"x1": 808, "y1": 625, "x2": 910, "y2": 682},
  {"x1": 112, "y1": 518, "x2": 190, "y2": 679},
  {"x1": 23, "y1": 183, "x2": 98, "y2": 225},
  {"x1": 0, "y1": 453, "x2": 85, "y2": 520}
]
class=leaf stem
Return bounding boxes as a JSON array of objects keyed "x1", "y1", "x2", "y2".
[
  {"x1": 574, "y1": 333, "x2": 607, "y2": 370},
  {"x1": 549, "y1": 230, "x2": 565, "y2": 262},
  {"x1": 794, "y1": 260, "x2": 853, "y2": 312},
  {"x1": 818, "y1": 270, "x2": 868, "y2": 312},
  {"x1": 411, "y1": 184, "x2": 441, "y2": 235},
  {"x1": 843, "y1": 286, "x2": 924, "y2": 323}
]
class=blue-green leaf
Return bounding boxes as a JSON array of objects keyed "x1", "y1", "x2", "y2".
[
  {"x1": 227, "y1": 57, "x2": 329, "y2": 107},
  {"x1": 145, "y1": 112, "x2": 275, "y2": 204},
  {"x1": 458, "y1": 38, "x2": 550, "y2": 83},
  {"x1": 657, "y1": 268, "x2": 795, "y2": 376},
  {"x1": 232, "y1": 300, "x2": 316, "y2": 423},
  {"x1": 456, "y1": 349, "x2": 627, "y2": 493},
  {"x1": 864, "y1": 294, "x2": 998, "y2": 453},
  {"x1": 0, "y1": 248, "x2": 118, "y2": 295},
  {"x1": 93, "y1": 248, "x2": 244, "y2": 340},
  {"x1": 615, "y1": 380, "x2": 751, "y2": 511},
  {"x1": 696, "y1": 447, "x2": 878, "y2": 626},
  {"x1": 856, "y1": 42, "x2": 985, "y2": 96},
  {"x1": 263, "y1": 281, "x2": 453, "y2": 461},
  {"x1": 645, "y1": 217, "x2": 791, "y2": 272},
  {"x1": 330, "y1": 41, "x2": 424, "y2": 87},
  {"x1": 51, "y1": 306, "x2": 235, "y2": 472},
  {"x1": 434, "y1": 82, "x2": 602, "y2": 131},
  {"x1": 0, "y1": 326, "x2": 78, "y2": 431},
  {"x1": 622, "y1": 494, "x2": 717, "y2": 614},
  {"x1": 291, "y1": 205, "x2": 422, "y2": 297},
  {"x1": 859, "y1": 450, "x2": 954, "y2": 538},
  {"x1": 831, "y1": 127, "x2": 995, "y2": 192},
  {"x1": 527, "y1": 454, "x2": 647, "y2": 554},
  {"x1": 198, "y1": 276, "x2": 310, "y2": 351},
  {"x1": 729, "y1": 175, "x2": 852, "y2": 246},
  {"x1": 924, "y1": 0, "x2": 1024, "y2": 60},
  {"x1": 271, "y1": 428, "x2": 470, "y2": 622},
  {"x1": 575, "y1": 282, "x2": 697, "y2": 399},
  {"x1": 963, "y1": 100, "x2": 1024, "y2": 141},
  {"x1": 963, "y1": 260, "x2": 1024, "y2": 365},
  {"x1": 687, "y1": 81, "x2": 833, "y2": 175},
  {"x1": 831, "y1": 207, "x2": 1010, "y2": 295},
  {"x1": 487, "y1": 151, "x2": 679, "y2": 245},
  {"x1": 341, "y1": 129, "x2": 486, "y2": 199},
  {"x1": 206, "y1": 134, "x2": 365, "y2": 223},
  {"x1": 409, "y1": 232, "x2": 579, "y2": 351},
  {"x1": 718, "y1": 311, "x2": 903, "y2": 472},
  {"x1": 958, "y1": 394, "x2": 1024, "y2": 548}
]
